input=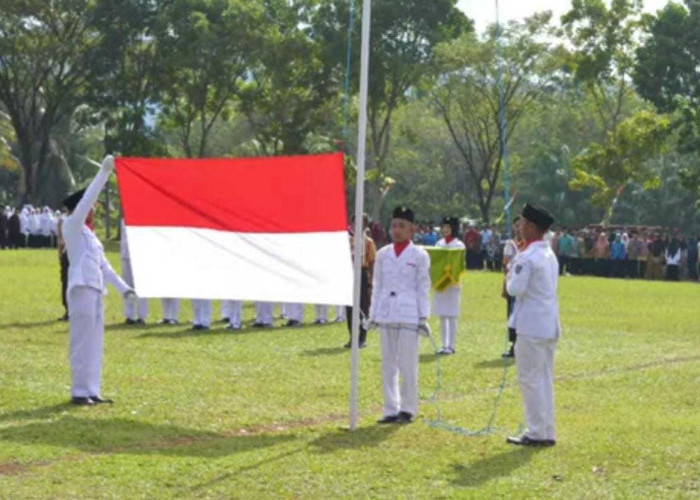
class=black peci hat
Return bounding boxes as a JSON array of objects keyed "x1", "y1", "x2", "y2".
[
  {"x1": 392, "y1": 206, "x2": 415, "y2": 223},
  {"x1": 62, "y1": 189, "x2": 86, "y2": 211},
  {"x1": 441, "y1": 216, "x2": 460, "y2": 236},
  {"x1": 521, "y1": 203, "x2": 555, "y2": 231}
]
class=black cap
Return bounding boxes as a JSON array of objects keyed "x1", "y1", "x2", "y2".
[
  {"x1": 62, "y1": 189, "x2": 86, "y2": 211},
  {"x1": 441, "y1": 216, "x2": 460, "y2": 235},
  {"x1": 521, "y1": 203, "x2": 554, "y2": 231},
  {"x1": 392, "y1": 206, "x2": 414, "y2": 223}
]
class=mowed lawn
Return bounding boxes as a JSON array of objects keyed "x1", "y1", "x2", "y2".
[{"x1": 0, "y1": 248, "x2": 698, "y2": 499}]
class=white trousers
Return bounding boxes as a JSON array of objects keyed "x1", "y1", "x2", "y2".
[
  {"x1": 287, "y1": 303, "x2": 304, "y2": 322},
  {"x1": 68, "y1": 287, "x2": 104, "y2": 398},
  {"x1": 380, "y1": 326, "x2": 420, "y2": 417},
  {"x1": 227, "y1": 300, "x2": 243, "y2": 327},
  {"x1": 192, "y1": 299, "x2": 211, "y2": 327},
  {"x1": 335, "y1": 305, "x2": 346, "y2": 322},
  {"x1": 221, "y1": 300, "x2": 233, "y2": 320},
  {"x1": 515, "y1": 335, "x2": 557, "y2": 440},
  {"x1": 314, "y1": 304, "x2": 328, "y2": 322},
  {"x1": 255, "y1": 302, "x2": 273, "y2": 325},
  {"x1": 161, "y1": 298, "x2": 180, "y2": 322},
  {"x1": 121, "y1": 257, "x2": 148, "y2": 320},
  {"x1": 439, "y1": 316, "x2": 458, "y2": 350}
]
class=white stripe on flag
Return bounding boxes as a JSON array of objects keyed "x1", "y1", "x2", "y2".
[{"x1": 126, "y1": 226, "x2": 353, "y2": 305}]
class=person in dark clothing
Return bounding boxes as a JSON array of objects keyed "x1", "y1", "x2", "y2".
[
  {"x1": 8, "y1": 210, "x2": 21, "y2": 249},
  {"x1": 687, "y1": 237, "x2": 699, "y2": 281},
  {"x1": 0, "y1": 208, "x2": 8, "y2": 249}
]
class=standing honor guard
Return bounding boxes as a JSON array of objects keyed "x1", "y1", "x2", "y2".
[
  {"x1": 62, "y1": 156, "x2": 136, "y2": 406},
  {"x1": 506, "y1": 204, "x2": 560, "y2": 447},
  {"x1": 120, "y1": 219, "x2": 149, "y2": 325},
  {"x1": 368, "y1": 206, "x2": 431, "y2": 424},
  {"x1": 433, "y1": 217, "x2": 465, "y2": 355},
  {"x1": 191, "y1": 299, "x2": 212, "y2": 330}
]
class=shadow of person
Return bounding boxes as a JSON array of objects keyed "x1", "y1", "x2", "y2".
[
  {"x1": 419, "y1": 352, "x2": 438, "y2": 363},
  {"x1": 104, "y1": 322, "x2": 172, "y2": 332},
  {"x1": 0, "y1": 319, "x2": 63, "y2": 329},
  {"x1": 0, "y1": 416, "x2": 295, "y2": 458},
  {"x1": 310, "y1": 424, "x2": 400, "y2": 454},
  {"x1": 474, "y1": 358, "x2": 514, "y2": 369},
  {"x1": 301, "y1": 347, "x2": 347, "y2": 357},
  {"x1": 0, "y1": 402, "x2": 73, "y2": 422},
  {"x1": 450, "y1": 447, "x2": 543, "y2": 487},
  {"x1": 136, "y1": 328, "x2": 242, "y2": 340}
]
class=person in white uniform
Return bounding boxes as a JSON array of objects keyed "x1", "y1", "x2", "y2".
[
  {"x1": 368, "y1": 206, "x2": 431, "y2": 424},
  {"x1": 506, "y1": 204, "x2": 560, "y2": 447},
  {"x1": 226, "y1": 300, "x2": 244, "y2": 330},
  {"x1": 433, "y1": 217, "x2": 465, "y2": 355},
  {"x1": 62, "y1": 156, "x2": 135, "y2": 406},
  {"x1": 160, "y1": 298, "x2": 180, "y2": 325},
  {"x1": 253, "y1": 301, "x2": 274, "y2": 327},
  {"x1": 313, "y1": 304, "x2": 329, "y2": 324},
  {"x1": 191, "y1": 299, "x2": 212, "y2": 330},
  {"x1": 120, "y1": 219, "x2": 149, "y2": 324},
  {"x1": 285, "y1": 303, "x2": 304, "y2": 327}
]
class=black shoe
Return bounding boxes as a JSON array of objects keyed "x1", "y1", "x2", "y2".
[
  {"x1": 159, "y1": 319, "x2": 170, "y2": 325},
  {"x1": 252, "y1": 322, "x2": 265, "y2": 328},
  {"x1": 71, "y1": 397, "x2": 94, "y2": 406},
  {"x1": 136, "y1": 319, "x2": 146, "y2": 325},
  {"x1": 125, "y1": 318, "x2": 137, "y2": 325},
  {"x1": 59, "y1": 313, "x2": 69, "y2": 321},
  {"x1": 506, "y1": 435, "x2": 555, "y2": 447},
  {"x1": 228, "y1": 323, "x2": 241, "y2": 330},
  {"x1": 168, "y1": 319, "x2": 178, "y2": 325},
  {"x1": 192, "y1": 324, "x2": 203, "y2": 330},
  {"x1": 396, "y1": 411, "x2": 414, "y2": 424},
  {"x1": 89, "y1": 396, "x2": 114, "y2": 404},
  {"x1": 377, "y1": 415, "x2": 399, "y2": 424},
  {"x1": 220, "y1": 318, "x2": 230, "y2": 324},
  {"x1": 286, "y1": 320, "x2": 301, "y2": 327},
  {"x1": 502, "y1": 346, "x2": 515, "y2": 358}
]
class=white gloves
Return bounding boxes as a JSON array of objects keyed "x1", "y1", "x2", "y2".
[
  {"x1": 363, "y1": 317, "x2": 379, "y2": 331},
  {"x1": 123, "y1": 288, "x2": 137, "y2": 303},
  {"x1": 418, "y1": 319, "x2": 431, "y2": 338},
  {"x1": 101, "y1": 155, "x2": 115, "y2": 173}
]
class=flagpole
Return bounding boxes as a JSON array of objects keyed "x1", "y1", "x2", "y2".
[
  {"x1": 350, "y1": 0, "x2": 372, "y2": 432},
  {"x1": 496, "y1": 0, "x2": 512, "y2": 236}
]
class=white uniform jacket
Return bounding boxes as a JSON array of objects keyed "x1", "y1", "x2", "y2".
[
  {"x1": 370, "y1": 242, "x2": 431, "y2": 325},
  {"x1": 63, "y1": 168, "x2": 129, "y2": 296},
  {"x1": 506, "y1": 240, "x2": 560, "y2": 339}
]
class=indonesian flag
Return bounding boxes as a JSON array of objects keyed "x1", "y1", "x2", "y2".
[{"x1": 115, "y1": 153, "x2": 353, "y2": 305}]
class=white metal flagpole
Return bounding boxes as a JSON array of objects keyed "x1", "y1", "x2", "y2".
[{"x1": 349, "y1": 0, "x2": 372, "y2": 431}]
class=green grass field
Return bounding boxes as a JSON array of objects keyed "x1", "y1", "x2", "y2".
[{"x1": 1, "y1": 248, "x2": 699, "y2": 498}]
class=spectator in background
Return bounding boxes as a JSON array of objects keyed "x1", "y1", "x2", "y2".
[
  {"x1": 556, "y1": 228, "x2": 576, "y2": 275},
  {"x1": 593, "y1": 232, "x2": 610, "y2": 277},
  {"x1": 486, "y1": 227, "x2": 501, "y2": 271},
  {"x1": 480, "y1": 225, "x2": 493, "y2": 269},
  {"x1": 678, "y1": 234, "x2": 689, "y2": 280},
  {"x1": 423, "y1": 227, "x2": 438, "y2": 246},
  {"x1": 626, "y1": 232, "x2": 641, "y2": 278},
  {"x1": 665, "y1": 235, "x2": 682, "y2": 281},
  {"x1": 647, "y1": 233, "x2": 665, "y2": 280},
  {"x1": 687, "y1": 236, "x2": 699, "y2": 281},
  {"x1": 464, "y1": 224, "x2": 481, "y2": 270},
  {"x1": 610, "y1": 233, "x2": 626, "y2": 278}
]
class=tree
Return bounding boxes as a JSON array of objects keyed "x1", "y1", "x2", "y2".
[
  {"x1": 239, "y1": 0, "x2": 340, "y2": 156},
  {"x1": 431, "y1": 13, "x2": 565, "y2": 222},
  {"x1": 569, "y1": 110, "x2": 671, "y2": 225},
  {"x1": 158, "y1": 0, "x2": 264, "y2": 158},
  {"x1": 562, "y1": 0, "x2": 648, "y2": 136},
  {"x1": 0, "y1": 0, "x2": 96, "y2": 204},
  {"x1": 311, "y1": 0, "x2": 471, "y2": 220}
]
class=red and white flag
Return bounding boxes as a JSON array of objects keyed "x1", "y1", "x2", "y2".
[{"x1": 116, "y1": 153, "x2": 353, "y2": 305}]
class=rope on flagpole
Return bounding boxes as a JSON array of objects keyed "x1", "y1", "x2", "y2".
[{"x1": 341, "y1": 0, "x2": 356, "y2": 142}]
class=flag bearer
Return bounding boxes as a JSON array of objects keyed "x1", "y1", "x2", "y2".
[
  {"x1": 368, "y1": 206, "x2": 431, "y2": 424},
  {"x1": 433, "y1": 217, "x2": 465, "y2": 355},
  {"x1": 63, "y1": 156, "x2": 135, "y2": 406}
]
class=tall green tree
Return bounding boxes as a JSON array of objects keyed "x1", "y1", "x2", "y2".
[
  {"x1": 311, "y1": 0, "x2": 471, "y2": 220},
  {"x1": 569, "y1": 110, "x2": 671, "y2": 225},
  {"x1": 0, "y1": 0, "x2": 96, "y2": 204},
  {"x1": 431, "y1": 13, "x2": 565, "y2": 222}
]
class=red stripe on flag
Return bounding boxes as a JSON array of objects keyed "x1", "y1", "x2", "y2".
[{"x1": 116, "y1": 153, "x2": 348, "y2": 233}]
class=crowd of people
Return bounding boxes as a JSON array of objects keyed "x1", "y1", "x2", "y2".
[
  {"x1": 406, "y1": 222, "x2": 699, "y2": 282},
  {"x1": 0, "y1": 205, "x2": 62, "y2": 249}
]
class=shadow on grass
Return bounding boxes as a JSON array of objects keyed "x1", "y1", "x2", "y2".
[
  {"x1": 301, "y1": 346, "x2": 347, "y2": 357},
  {"x1": 450, "y1": 447, "x2": 544, "y2": 487},
  {"x1": 136, "y1": 327, "x2": 255, "y2": 339},
  {"x1": 310, "y1": 424, "x2": 400, "y2": 453},
  {"x1": 0, "y1": 416, "x2": 295, "y2": 458},
  {"x1": 474, "y1": 358, "x2": 514, "y2": 369},
  {"x1": 0, "y1": 319, "x2": 64, "y2": 329},
  {"x1": 420, "y1": 353, "x2": 439, "y2": 363},
  {"x1": 0, "y1": 402, "x2": 73, "y2": 422}
]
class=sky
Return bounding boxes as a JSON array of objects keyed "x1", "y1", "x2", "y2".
[{"x1": 457, "y1": 0, "x2": 672, "y2": 33}]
